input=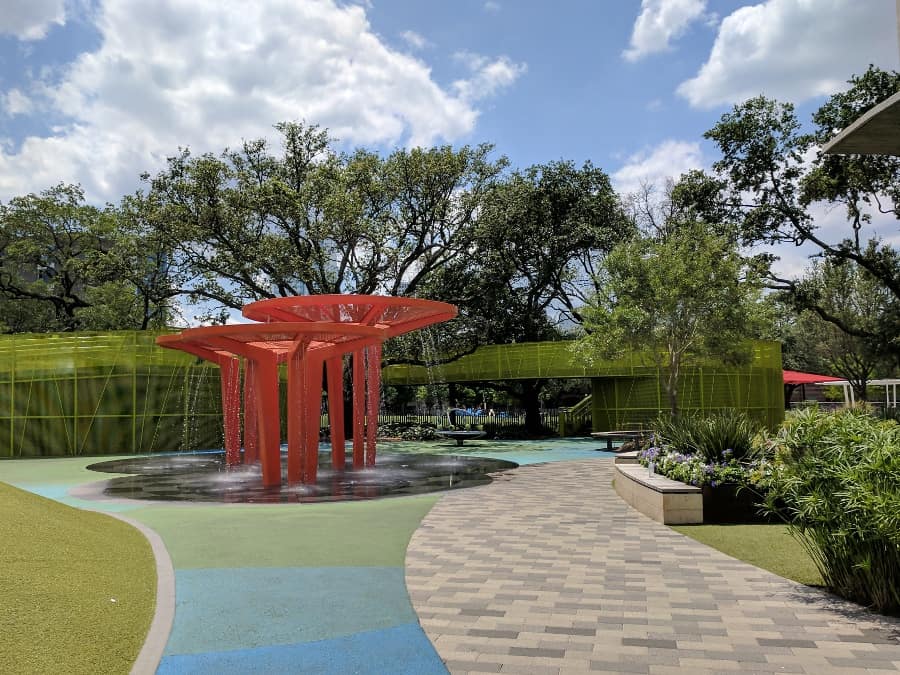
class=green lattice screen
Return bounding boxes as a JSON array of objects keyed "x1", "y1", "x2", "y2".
[
  {"x1": 383, "y1": 340, "x2": 784, "y2": 430},
  {"x1": 0, "y1": 332, "x2": 223, "y2": 458},
  {"x1": 590, "y1": 369, "x2": 782, "y2": 431},
  {"x1": 0, "y1": 332, "x2": 784, "y2": 458},
  {"x1": 382, "y1": 340, "x2": 781, "y2": 381}
]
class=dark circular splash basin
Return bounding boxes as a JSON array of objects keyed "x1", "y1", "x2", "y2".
[{"x1": 87, "y1": 450, "x2": 517, "y2": 504}]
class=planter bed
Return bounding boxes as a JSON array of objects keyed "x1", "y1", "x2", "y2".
[
  {"x1": 614, "y1": 463, "x2": 703, "y2": 524},
  {"x1": 615, "y1": 464, "x2": 774, "y2": 525}
]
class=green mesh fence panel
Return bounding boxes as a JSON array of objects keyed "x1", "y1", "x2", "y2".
[
  {"x1": 590, "y1": 369, "x2": 782, "y2": 431},
  {"x1": 383, "y1": 340, "x2": 781, "y2": 381},
  {"x1": 0, "y1": 331, "x2": 224, "y2": 458},
  {"x1": 383, "y1": 340, "x2": 784, "y2": 430},
  {"x1": 0, "y1": 332, "x2": 784, "y2": 458}
]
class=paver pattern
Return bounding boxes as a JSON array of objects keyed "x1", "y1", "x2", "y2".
[{"x1": 405, "y1": 459, "x2": 900, "y2": 674}]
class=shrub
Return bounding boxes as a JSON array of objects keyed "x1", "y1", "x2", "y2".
[
  {"x1": 764, "y1": 407, "x2": 900, "y2": 614},
  {"x1": 881, "y1": 405, "x2": 900, "y2": 424},
  {"x1": 651, "y1": 413, "x2": 701, "y2": 455},
  {"x1": 638, "y1": 445, "x2": 775, "y2": 492},
  {"x1": 377, "y1": 422, "x2": 437, "y2": 441},
  {"x1": 653, "y1": 409, "x2": 761, "y2": 463}
]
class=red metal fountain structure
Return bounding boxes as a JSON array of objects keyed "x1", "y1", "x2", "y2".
[{"x1": 156, "y1": 295, "x2": 457, "y2": 487}]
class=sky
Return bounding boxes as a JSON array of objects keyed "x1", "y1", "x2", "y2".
[{"x1": 0, "y1": 0, "x2": 898, "y2": 280}]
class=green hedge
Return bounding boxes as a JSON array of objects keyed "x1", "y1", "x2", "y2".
[{"x1": 765, "y1": 407, "x2": 900, "y2": 614}]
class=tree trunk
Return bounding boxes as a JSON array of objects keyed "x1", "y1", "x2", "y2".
[
  {"x1": 448, "y1": 382, "x2": 460, "y2": 409},
  {"x1": 784, "y1": 383, "x2": 798, "y2": 409},
  {"x1": 666, "y1": 353, "x2": 680, "y2": 417},
  {"x1": 666, "y1": 385, "x2": 679, "y2": 417},
  {"x1": 521, "y1": 379, "x2": 543, "y2": 435},
  {"x1": 343, "y1": 396, "x2": 354, "y2": 437}
]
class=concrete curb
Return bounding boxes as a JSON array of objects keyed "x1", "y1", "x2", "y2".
[{"x1": 107, "y1": 513, "x2": 175, "y2": 675}]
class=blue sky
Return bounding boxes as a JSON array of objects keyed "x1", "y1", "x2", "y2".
[{"x1": 0, "y1": 0, "x2": 898, "y2": 278}]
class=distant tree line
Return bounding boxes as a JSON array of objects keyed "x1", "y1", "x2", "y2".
[{"x1": 2, "y1": 66, "x2": 899, "y2": 416}]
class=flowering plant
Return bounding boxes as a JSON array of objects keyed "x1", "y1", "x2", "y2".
[{"x1": 638, "y1": 443, "x2": 779, "y2": 491}]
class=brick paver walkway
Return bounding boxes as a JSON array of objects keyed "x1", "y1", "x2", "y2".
[{"x1": 405, "y1": 459, "x2": 900, "y2": 674}]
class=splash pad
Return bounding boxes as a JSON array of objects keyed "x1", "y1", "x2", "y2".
[{"x1": 154, "y1": 295, "x2": 458, "y2": 488}]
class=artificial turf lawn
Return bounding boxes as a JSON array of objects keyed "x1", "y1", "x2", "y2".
[
  {"x1": 0, "y1": 482, "x2": 156, "y2": 675},
  {"x1": 671, "y1": 523, "x2": 824, "y2": 586}
]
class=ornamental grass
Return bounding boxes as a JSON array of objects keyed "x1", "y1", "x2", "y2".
[
  {"x1": 652, "y1": 409, "x2": 760, "y2": 462},
  {"x1": 640, "y1": 411, "x2": 772, "y2": 492},
  {"x1": 763, "y1": 406, "x2": 900, "y2": 614}
]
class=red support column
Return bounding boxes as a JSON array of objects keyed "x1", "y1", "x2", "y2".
[
  {"x1": 219, "y1": 356, "x2": 242, "y2": 466},
  {"x1": 365, "y1": 343, "x2": 381, "y2": 467},
  {"x1": 303, "y1": 356, "x2": 323, "y2": 484},
  {"x1": 326, "y1": 356, "x2": 346, "y2": 469},
  {"x1": 243, "y1": 361, "x2": 259, "y2": 464},
  {"x1": 286, "y1": 348, "x2": 304, "y2": 483},
  {"x1": 254, "y1": 354, "x2": 282, "y2": 487},
  {"x1": 352, "y1": 349, "x2": 365, "y2": 469}
]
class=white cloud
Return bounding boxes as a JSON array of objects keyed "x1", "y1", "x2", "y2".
[
  {"x1": 484, "y1": 2, "x2": 501, "y2": 13},
  {"x1": 452, "y1": 52, "x2": 527, "y2": 103},
  {"x1": 400, "y1": 30, "x2": 427, "y2": 50},
  {"x1": 611, "y1": 139, "x2": 706, "y2": 196},
  {"x1": 0, "y1": 0, "x2": 66, "y2": 40},
  {"x1": 623, "y1": 0, "x2": 708, "y2": 62},
  {"x1": 678, "y1": 0, "x2": 898, "y2": 108},
  {"x1": 0, "y1": 0, "x2": 525, "y2": 202},
  {"x1": 2, "y1": 89, "x2": 34, "y2": 116}
]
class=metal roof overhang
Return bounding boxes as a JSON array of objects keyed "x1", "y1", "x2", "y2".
[{"x1": 822, "y1": 90, "x2": 900, "y2": 155}]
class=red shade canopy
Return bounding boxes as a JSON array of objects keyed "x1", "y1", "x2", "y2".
[
  {"x1": 157, "y1": 322, "x2": 383, "y2": 362},
  {"x1": 783, "y1": 370, "x2": 843, "y2": 385},
  {"x1": 155, "y1": 295, "x2": 459, "y2": 487},
  {"x1": 242, "y1": 295, "x2": 458, "y2": 338}
]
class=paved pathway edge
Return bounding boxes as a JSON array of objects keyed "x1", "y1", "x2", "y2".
[{"x1": 110, "y1": 513, "x2": 176, "y2": 675}]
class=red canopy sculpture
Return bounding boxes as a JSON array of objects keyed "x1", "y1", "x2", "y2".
[{"x1": 157, "y1": 295, "x2": 457, "y2": 486}]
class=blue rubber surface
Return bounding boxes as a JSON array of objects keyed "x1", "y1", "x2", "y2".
[
  {"x1": 11, "y1": 483, "x2": 143, "y2": 512},
  {"x1": 157, "y1": 622, "x2": 447, "y2": 675},
  {"x1": 380, "y1": 436, "x2": 616, "y2": 466},
  {"x1": 164, "y1": 567, "x2": 418, "y2": 655}
]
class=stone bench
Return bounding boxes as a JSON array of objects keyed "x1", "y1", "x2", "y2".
[{"x1": 613, "y1": 463, "x2": 702, "y2": 524}]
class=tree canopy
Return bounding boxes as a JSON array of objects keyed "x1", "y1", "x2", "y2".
[
  {"x1": 141, "y1": 122, "x2": 507, "y2": 321},
  {"x1": 701, "y1": 66, "x2": 900, "y2": 365},
  {"x1": 0, "y1": 184, "x2": 173, "y2": 331},
  {"x1": 576, "y1": 219, "x2": 765, "y2": 415},
  {"x1": 7, "y1": 75, "x2": 899, "y2": 412},
  {"x1": 416, "y1": 159, "x2": 629, "y2": 431},
  {"x1": 779, "y1": 248, "x2": 894, "y2": 400}
]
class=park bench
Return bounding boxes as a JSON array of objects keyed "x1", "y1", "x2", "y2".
[{"x1": 590, "y1": 430, "x2": 645, "y2": 452}]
